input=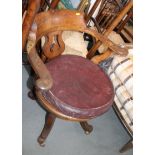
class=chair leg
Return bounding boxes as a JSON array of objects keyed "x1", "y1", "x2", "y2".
[
  {"x1": 120, "y1": 139, "x2": 133, "y2": 153},
  {"x1": 80, "y1": 121, "x2": 93, "y2": 135},
  {"x1": 27, "y1": 87, "x2": 36, "y2": 100},
  {"x1": 38, "y1": 112, "x2": 56, "y2": 146}
]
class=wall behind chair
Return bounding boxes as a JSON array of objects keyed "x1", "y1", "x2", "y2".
[
  {"x1": 70, "y1": 0, "x2": 80, "y2": 8},
  {"x1": 70, "y1": 0, "x2": 101, "y2": 17}
]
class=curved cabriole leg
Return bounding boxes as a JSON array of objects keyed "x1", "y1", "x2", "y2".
[
  {"x1": 27, "y1": 91, "x2": 36, "y2": 100},
  {"x1": 80, "y1": 121, "x2": 93, "y2": 135},
  {"x1": 38, "y1": 112, "x2": 56, "y2": 146},
  {"x1": 27, "y1": 86, "x2": 36, "y2": 100}
]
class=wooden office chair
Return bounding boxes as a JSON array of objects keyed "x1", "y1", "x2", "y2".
[{"x1": 26, "y1": 9, "x2": 128, "y2": 146}]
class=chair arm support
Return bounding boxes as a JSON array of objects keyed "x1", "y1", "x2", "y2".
[{"x1": 28, "y1": 47, "x2": 53, "y2": 91}]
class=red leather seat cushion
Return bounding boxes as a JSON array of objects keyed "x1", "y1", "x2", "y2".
[{"x1": 42, "y1": 55, "x2": 114, "y2": 119}]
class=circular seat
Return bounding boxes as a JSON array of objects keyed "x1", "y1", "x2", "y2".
[{"x1": 41, "y1": 55, "x2": 114, "y2": 119}]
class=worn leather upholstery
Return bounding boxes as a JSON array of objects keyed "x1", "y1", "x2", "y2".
[{"x1": 42, "y1": 55, "x2": 114, "y2": 119}]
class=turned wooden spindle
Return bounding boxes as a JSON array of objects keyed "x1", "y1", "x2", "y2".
[{"x1": 85, "y1": 0, "x2": 102, "y2": 22}]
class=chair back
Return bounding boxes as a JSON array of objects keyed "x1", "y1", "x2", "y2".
[{"x1": 29, "y1": 9, "x2": 127, "y2": 60}]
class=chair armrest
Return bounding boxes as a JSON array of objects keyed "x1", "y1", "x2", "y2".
[
  {"x1": 27, "y1": 46, "x2": 53, "y2": 91},
  {"x1": 25, "y1": 21, "x2": 53, "y2": 91}
]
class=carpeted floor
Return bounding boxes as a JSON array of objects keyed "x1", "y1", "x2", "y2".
[{"x1": 22, "y1": 65, "x2": 132, "y2": 155}]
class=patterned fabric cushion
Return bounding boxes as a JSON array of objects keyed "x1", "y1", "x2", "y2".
[{"x1": 108, "y1": 49, "x2": 133, "y2": 131}]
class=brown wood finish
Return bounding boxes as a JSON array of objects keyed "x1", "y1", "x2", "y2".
[
  {"x1": 86, "y1": 0, "x2": 122, "y2": 28},
  {"x1": 26, "y1": 21, "x2": 53, "y2": 90},
  {"x1": 34, "y1": 10, "x2": 128, "y2": 58},
  {"x1": 40, "y1": 0, "x2": 49, "y2": 11},
  {"x1": 87, "y1": 0, "x2": 133, "y2": 59},
  {"x1": 116, "y1": 8, "x2": 133, "y2": 43},
  {"x1": 80, "y1": 122, "x2": 93, "y2": 134},
  {"x1": 91, "y1": 49, "x2": 112, "y2": 64},
  {"x1": 95, "y1": 0, "x2": 121, "y2": 30},
  {"x1": 37, "y1": 0, "x2": 60, "y2": 11},
  {"x1": 22, "y1": 0, "x2": 61, "y2": 52},
  {"x1": 26, "y1": 9, "x2": 126, "y2": 109},
  {"x1": 42, "y1": 31, "x2": 65, "y2": 60},
  {"x1": 28, "y1": 48, "x2": 53, "y2": 90},
  {"x1": 85, "y1": 0, "x2": 102, "y2": 22},
  {"x1": 22, "y1": 0, "x2": 28, "y2": 16},
  {"x1": 117, "y1": 9, "x2": 133, "y2": 34},
  {"x1": 26, "y1": 9, "x2": 128, "y2": 92},
  {"x1": 50, "y1": 0, "x2": 60, "y2": 9},
  {"x1": 90, "y1": 17, "x2": 102, "y2": 33},
  {"x1": 26, "y1": 9, "x2": 123, "y2": 146},
  {"x1": 35, "y1": 89, "x2": 89, "y2": 122},
  {"x1": 120, "y1": 139, "x2": 133, "y2": 153},
  {"x1": 77, "y1": 0, "x2": 91, "y2": 13},
  {"x1": 38, "y1": 112, "x2": 56, "y2": 146},
  {"x1": 22, "y1": 0, "x2": 41, "y2": 51}
]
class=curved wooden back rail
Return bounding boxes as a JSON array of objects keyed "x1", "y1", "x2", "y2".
[
  {"x1": 35, "y1": 10, "x2": 128, "y2": 55},
  {"x1": 42, "y1": 31, "x2": 65, "y2": 60}
]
